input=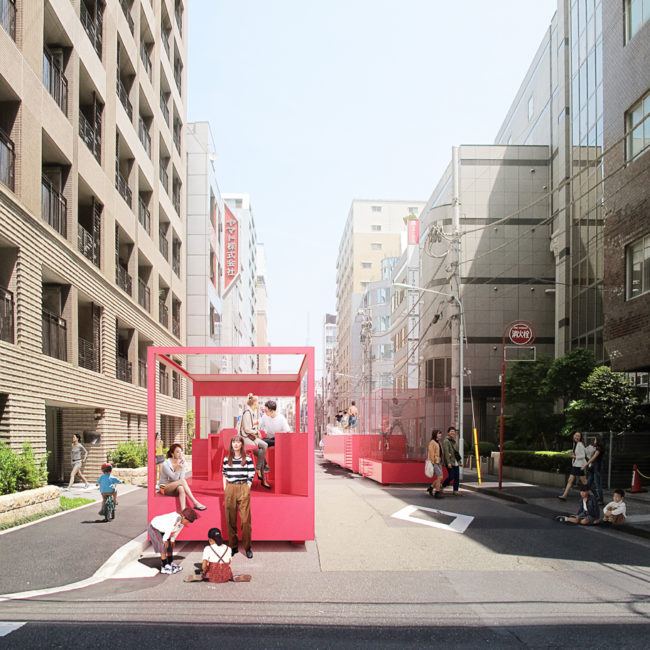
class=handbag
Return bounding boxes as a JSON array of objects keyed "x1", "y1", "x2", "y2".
[{"x1": 424, "y1": 458, "x2": 435, "y2": 478}]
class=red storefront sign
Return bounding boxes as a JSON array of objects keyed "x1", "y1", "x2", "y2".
[
  {"x1": 407, "y1": 218, "x2": 419, "y2": 245},
  {"x1": 223, "y1": 205, "x2": 239, "y2": 293},
  {"x1": 508, "y1": 321, "x2": 536, "y2": 345}
]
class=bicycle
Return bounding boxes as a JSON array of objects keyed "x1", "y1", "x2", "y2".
[{"x1": 101, "y1": 493, "x2": 116, "y2": 522}]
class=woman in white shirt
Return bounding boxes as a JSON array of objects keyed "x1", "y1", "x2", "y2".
[
  {"x1": 158, "y1": 443, "x2": 207, "y2": 511},
  {"x1": 558, "y1": 431, "x2": 588, "y2": 501},
  {"x1": 258, "y1": 399, "x2": 291, "y2": 446}
]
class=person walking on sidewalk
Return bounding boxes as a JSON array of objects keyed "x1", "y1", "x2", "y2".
[
  {"x1": 558, "y1": 431, "x2": 588, "y2": 501},
  {"x1": 426, "y1": 429, "x2": 444, "y2": 498},
  {"x1": 585, "y1": 436, "x2": 604, "y2": 506},
  {"x1": 68, "y1": 433, "x2": 89, "y2": 489},
  {"x1": 441, "y1": 426, "x2": 462, "y2": 496}
]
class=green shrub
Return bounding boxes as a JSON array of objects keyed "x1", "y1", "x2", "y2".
[
  {"x1": 107, "y1": 440, "x2": 147, "y2": 468},
  {"x1": 0, "y1": 442, "x2": 49, "y2": 496},
  {"x1": 478, "y1": 441, "x2": 496, "y2": 457},
  {"x1": 502, "y1": 440, "x2": 519, "y2": 451},
  {"x1": 503, "y1": 450, "x2": 571, "y2": 473}
]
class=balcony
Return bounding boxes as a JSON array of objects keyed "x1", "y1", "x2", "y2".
[
  {"x1": 42, "y1": 175, "x2": 67, "y2": 237},
  {"x1": 43, "y1": 48, "x2": 68, "y2": 115},
  {"x1": 78, "y1": 336, "x2": 99, "y2": 372},
  {"x1": 172, "y1": 255, "x2": 180, "y2": 278},
  {"x1": 138, "y1": 196, "x2": 150, "y2": 233},
  {"x1": 172, "y1": 182, "x2": 181, "y2": 215},
  {"x1": 160, "y1": 92, "x2": 169, "y2": 125},
  {"x1": 174, "y1": 3, "x2": 182, "y2": 31},
  {"x1": 159, "y1": 226, "x2": 169, "y2": 260},
  {"x1": 1, "y1": 0, "x2": 16, "y2": 41},
  {"x1": 172, "y1": 314, "x2": 180, "y2": 338},
  {"x1": 138, "y1": 117, "x2": 151, "y2": 158},
  {"x1": 116, "y1": 263, "x2": 132, "y2": 295},
  {"x1": 161, "y1": 29, "x2": 170, "y2": 59},
  {"x1": 159, "y1": 368, "x2": 169, "y2": 395},
  {"x1": 119, "y1": 0, "x2": 134, "y2": 35},
  {"x1": 138, "y1": 278, "x2": 150, "y2": 312},
  {"x1": 173, "y1": 59, "x2": 182, "y2": 94},
  {"x1": 80, "y1": 1, "x2": 102, "y2": 59},
  {"x1": 115, "y1": 163, "x2": 132, "y2": 207},
  {"x1": 42, "y1": 309, "x2": 67, "y2": 361},
  {"x1": 159, "y1": 299, "x2": 168, "y2": 328},
  {"x1": 116, "y1": 353, "x2": 132, "y2": 383},
  {"x1": 0, "y1": 128, "x2": 15, "y2": 191},
  {"x1": 172, "y1": 372, "x2": 181, "y2": 399},
  {"x1": 0, "y1": 286, "x2": 14, "y2": 344},
  {"x1": 173, "y1": 120, "x2": 181, "y2": 153},
  {"x1": 140, "y1": 41, "x2": 152, "y2": 80},
  {"x1": 116, "y1": 77, "x2": 133, "y2": 120},
  {"x1": 159, "y1": 162, "x2": 169, "y2": 192},
  {"x1": 79, "y1": 112, "x2": 101, "y2": 163},
  {"x1": 77, "y1": 223, "x2": 100, "y2": 266},
  {"x1": 138, "y1": 358, "x2": 147, "y2": 387}
]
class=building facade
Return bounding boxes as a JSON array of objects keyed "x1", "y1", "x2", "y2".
[
  {"x1": 0, "y1": 0, "x2": 188, "y2": 482},
  {"x1": 255, "y1": 242, "x2": 269, "y2": 373}
]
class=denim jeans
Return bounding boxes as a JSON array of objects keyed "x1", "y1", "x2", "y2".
[{"x1": 587, "y1": 467, "x2": 603, "y2": 503}]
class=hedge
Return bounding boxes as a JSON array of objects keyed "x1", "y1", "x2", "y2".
[
  {"x1": 107, "y1": 440, "x2": 148, "y2": 468},
  {"x1": 0, "y1": 442, "x2": 48, "y2": 496},
  {"x1": 503, "y1": 450, "x2": 571, "y2": 474}
]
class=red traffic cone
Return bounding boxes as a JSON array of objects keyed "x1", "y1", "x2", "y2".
[{"x1": 629, "y1": 464, "x2": 647, "y2": 493}]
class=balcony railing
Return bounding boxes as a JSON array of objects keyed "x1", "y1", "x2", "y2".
[
  {"x1": 172, "y1": 314, "x2": 180, "y2": 338},
  {"x1": 0, "y1": 128, "x2": 15, "y2": 191},
  {"x1": 138, "y1": 358, "x2": 147, "y2": 387},
  {"x1": 160, "y1": 92, "x2": 169, "y2": 125},
  {"x1": 138, "y1": 277, "x2": 150, "y2": 312},
  {"x1": 173, "y1": 121, "x2": 181, "y2": 153},
  {"x1": 41, "y1": 175, "x2": 67, "y2": 237},
  {"x1": 138, "y1": 117, "x2": 151, "y2": 158},
  {"x1": 80, "y1": 1, "x2": 102, "y2": 59},
  {"x1": 0, "y1": 286, "x2": 14, "y2": 344},
  {"x1": 79, "y1": 112, "x2": 101, "y2": 163},
  {"x1": 116, "y1": 353, "x2": 132, "y2": 383},
  {"x1": 1, "y1": 0, "x2": 16, "y2": 41},
  {"x1": 172, "y1": 255, "x2": 180, "y2": 278},
  {"x1": 43, "y1": 48, "x2": 68, "y2": 114},
  {"x1": 172, "y1": 372, "x2": 181, "y2": 399},
  {"x1": 116, "y1": 263, "x2": 132, "y2": 295},
  {"x1": 172, "y1": 183, "x2": 181, "y2": 215},
  {"x1": 116, "y1": 77, "x2": 133, "y2": 120},
  {"x1": 115, "y1": 163, "x2": 132, "y2": 207},
  {"x1": 119, "y1": 0, "x2": 134, "y2": 35},
  {"x1": 159, "y1": 226, "x2": 169, "y2": 260},
  {"x1": 78, "y1": 336, "x2": 99, "y2": 372},
  {"x1": 159, "y1": 163, "x2": 169, "y2": 192},
  {"x1": 173, "y1": 59, "x2": 182, "y2": 93},
  {"x1": 159, "y1": 369, "x2": 169, "y2": 395},
  {"x1": 138, "y1": 196, "x2": 150, "y2": 233},
  {"x1": 159, "y1": 299, "x2": 168, "y2": 328},
  {"x1": 77, "y1": 223, "x2": 100, "y2": 266},
  {"x1": 161, "y1": 29, "x2": 170, "y2": 59},
  {"x1": 140, "y1": 41, "x2": 152, "y2": 80},
  {"x1": 42, "y1": 309, "x2": 67, "y2": 361},
  {"x1": 175, "y1": 3, "x2": 182, "y2": 31}
]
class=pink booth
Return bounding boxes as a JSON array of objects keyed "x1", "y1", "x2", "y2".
[{"x1": 147, "y1": 346, "x2": 314, "y2": 543}]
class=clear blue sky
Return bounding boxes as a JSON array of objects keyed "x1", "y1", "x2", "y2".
[{"x1": 187, "y1": 0, "x2": 558, "y2": 373}]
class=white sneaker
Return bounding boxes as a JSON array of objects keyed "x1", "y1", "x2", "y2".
[
  {"x1": 170, "y1": 563, "x2": 183, "y2": 574},
  {"x1": 160, "y1": 565, "x2": 173, "y2": 574}
]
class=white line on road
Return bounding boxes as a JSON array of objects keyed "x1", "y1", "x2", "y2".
[
  {"x1": 391, "y1": 504, "x2": 475, "y2": 533},
  {"x1": 0, "y1": 622, "x2": 26, "y2": 637}
]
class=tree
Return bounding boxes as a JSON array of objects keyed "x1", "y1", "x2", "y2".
[
  {"x1": 544, "y1": 348, "x2": 596, "y2": 404},
  {"x1": 563, "y1": 366, "x2": 638, "y2": 434}
]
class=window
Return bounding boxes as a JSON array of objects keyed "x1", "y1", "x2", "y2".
[
  {"x1": 361, "y1": 262, "x2": 371, "y2": 269},
  {"x1": 625, "y1": 0, "x2": 650, "y2": 42},
  {"x1": 407, "y1": 207, "x2": 419, "y2": 215},
  {"x1": 528, "y1": 96, "x2": 534, "y2": 121},
  {"x1": 371, "y1": 243, "x2": 382, "y2": 251},
  {"x1": 371, "y1": 205, "x2": 382, "y2": 212},
  {"x1": 371, "y1": 224, "x2": 381, "y2": 231},
  {"x1": 378, "y1": 316, "x2": 390, "y2": 332},
  {"x1": 626, "y1": 233, "x2": 650, "y2": 299},
  {"x1": 625, "y1": 90, "x2": 650, "y2": 161}
]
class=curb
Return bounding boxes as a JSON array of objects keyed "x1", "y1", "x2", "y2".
[
  {"x1": 93, "y1": 531, "x2": 149, "y2": 578},
  {"x1": 460, "y1": 483, "x2": 528, "y2": 504}
]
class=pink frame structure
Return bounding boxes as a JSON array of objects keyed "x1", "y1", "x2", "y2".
[{"x1": 147, "y1": 346, "x2": 315, "y2": 543}]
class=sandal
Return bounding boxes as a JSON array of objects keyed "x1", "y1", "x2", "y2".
[{"x1": 195, "y1": 504, "x2": 207, "y2": 511}]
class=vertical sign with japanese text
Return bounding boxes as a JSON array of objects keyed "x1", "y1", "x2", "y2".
[{"x1": 223, "y1": 205, "x2": 239, "y2": 293}]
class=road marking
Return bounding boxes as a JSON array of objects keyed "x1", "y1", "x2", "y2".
[
  {"x1": 0, "y1": 622, "x2": 26, "y2": 637},
  {"x1": 391, "y1": 504, "x2": 474, "y2": 534}
]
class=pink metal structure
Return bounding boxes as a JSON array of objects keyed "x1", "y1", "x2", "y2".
[
  {"x1": 323, "y1": 388, "x2": 454, "y2": 484},
  {"x1": 147, "y1": 346, "x2": 315, "y2": 543}
]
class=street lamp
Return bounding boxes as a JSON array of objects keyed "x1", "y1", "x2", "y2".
[{"x1": 393, "y1": 282, "x2": 465, "y2": 476}]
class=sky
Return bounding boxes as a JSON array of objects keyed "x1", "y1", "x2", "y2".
[{"x1": 187, "y1": 0, "x2": 558, "y2": 374}]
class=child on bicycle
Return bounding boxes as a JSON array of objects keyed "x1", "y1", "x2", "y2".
[{"x1": 97, "y1": 462, "x2": 120, "y2": 515}]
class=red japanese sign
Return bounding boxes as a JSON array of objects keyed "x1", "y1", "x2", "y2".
[
  {"x1": 223, "y1": 205, "x2": 239, "y2": 293},
  {"x1": 407, "y1": 218, "x2": 419, "y2": 245},
  {"x1": 509, "y1": 321, "x2": 536, "y2": 346}
]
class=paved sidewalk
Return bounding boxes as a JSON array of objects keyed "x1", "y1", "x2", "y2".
[{"x1": 460, "y1": 469, "x2": 650, "y2": 539}]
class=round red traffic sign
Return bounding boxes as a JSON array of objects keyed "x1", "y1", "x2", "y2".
[{"x1": 509, "y1": 322, "x2": 536, "y2": 345}]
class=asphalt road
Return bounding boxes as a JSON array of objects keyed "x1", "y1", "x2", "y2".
[{"x1": 1, "y1": 456, "x2": 650, "y2": 647}]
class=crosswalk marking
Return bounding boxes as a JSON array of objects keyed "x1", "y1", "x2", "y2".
[{"x1": 391, "y1": 504, "x2": 475, "y2": 534}]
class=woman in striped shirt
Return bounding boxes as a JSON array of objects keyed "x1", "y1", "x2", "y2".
[{"x1": 223, "y1": 434, "x2": 256, "y2": 559}]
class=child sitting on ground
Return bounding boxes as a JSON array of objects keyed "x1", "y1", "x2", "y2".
[
  {"x1": 97, "y1": 463, "x2": 121, "y2": 515},
  {"x1": 565, "y1": 485, "x2": 600, "y2": 525},
  {"x1": 602, "y1": 489, "x2": 626, "y2": 525}
]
